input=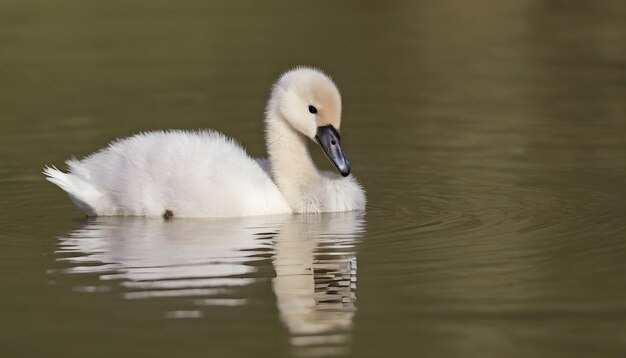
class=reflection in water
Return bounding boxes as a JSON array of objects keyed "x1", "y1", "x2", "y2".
[
  {"x1": 53, "y1": 213, "x2": 364, "y2": 357},
  {"x1": 273, "y1": 215, "x2": 360, "y2": 357}
]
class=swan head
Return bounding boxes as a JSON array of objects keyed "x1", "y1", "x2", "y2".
[{"x1": 268, "y1": 67, "x2": 351, "y2": 177}]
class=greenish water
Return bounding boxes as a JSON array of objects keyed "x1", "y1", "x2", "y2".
[{"x1": 1, "y1": 1, "x2": 625, "y2": 357}]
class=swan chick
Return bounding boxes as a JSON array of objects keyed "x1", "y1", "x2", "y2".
[{"x1": 44, "y1": 67, "x2": 366, "y2": 217}]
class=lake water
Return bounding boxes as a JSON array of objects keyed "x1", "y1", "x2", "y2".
[{"x1": 1, "y1": 1, "x2": 625, "y2": 357}]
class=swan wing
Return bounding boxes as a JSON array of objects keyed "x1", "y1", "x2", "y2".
[{"x1": 45, "y1": 130, "x2": 291, "y2": 217}]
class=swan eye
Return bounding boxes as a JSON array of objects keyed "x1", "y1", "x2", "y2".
[{"x1": 308, "y1": 105, "x2": 318, "y2": 114}]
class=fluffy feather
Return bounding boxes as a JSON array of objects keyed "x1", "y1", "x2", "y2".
[
  {"x1": 45, "y1": 130, "x2": 291, "y2": 217},
  {"x1": 44, "y1": 67, "x2": 366, "y2": 218}
]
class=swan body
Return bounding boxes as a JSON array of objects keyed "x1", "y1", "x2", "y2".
[{"x1": 44, "y1": 67, "x2": 366, "y2": 218}]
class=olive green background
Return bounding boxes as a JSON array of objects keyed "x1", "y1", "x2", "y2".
[{"x1": 1, "y1": 1, "x2": 625, "y2": 357}]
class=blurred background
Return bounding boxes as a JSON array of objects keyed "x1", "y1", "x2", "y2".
[{"x1": 0, "y1": 1, "x2": 624, "y2": 357}]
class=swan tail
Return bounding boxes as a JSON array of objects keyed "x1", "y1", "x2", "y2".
[{"x1": 43, "y1": 165, "x2": 104, "y2": 216}]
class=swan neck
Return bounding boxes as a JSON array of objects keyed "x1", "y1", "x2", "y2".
[{"x1": 265, "y1": 110, "x2": 321, "y2": 205}]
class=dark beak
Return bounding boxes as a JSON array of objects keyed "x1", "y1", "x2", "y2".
[{"x1": 315, "y1": 125, "x2": 351, "y2": 177}]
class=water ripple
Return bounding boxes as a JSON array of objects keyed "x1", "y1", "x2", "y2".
[{"x1": 51, "y1": 213, "x2": 365, "y2": 357}]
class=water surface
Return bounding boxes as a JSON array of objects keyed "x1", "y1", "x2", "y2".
[{"x1": 1, "y1": 1, "x2": 625, "y2": 357}]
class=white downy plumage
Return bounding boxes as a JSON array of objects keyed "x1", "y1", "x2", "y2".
[{"x1": 44, "y1": 67, "x2": 366, "y2": 218}]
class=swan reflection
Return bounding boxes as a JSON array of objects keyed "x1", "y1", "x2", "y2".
[{"x1": 54, "y1": 212, "x2": 364, "y2": 356}]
